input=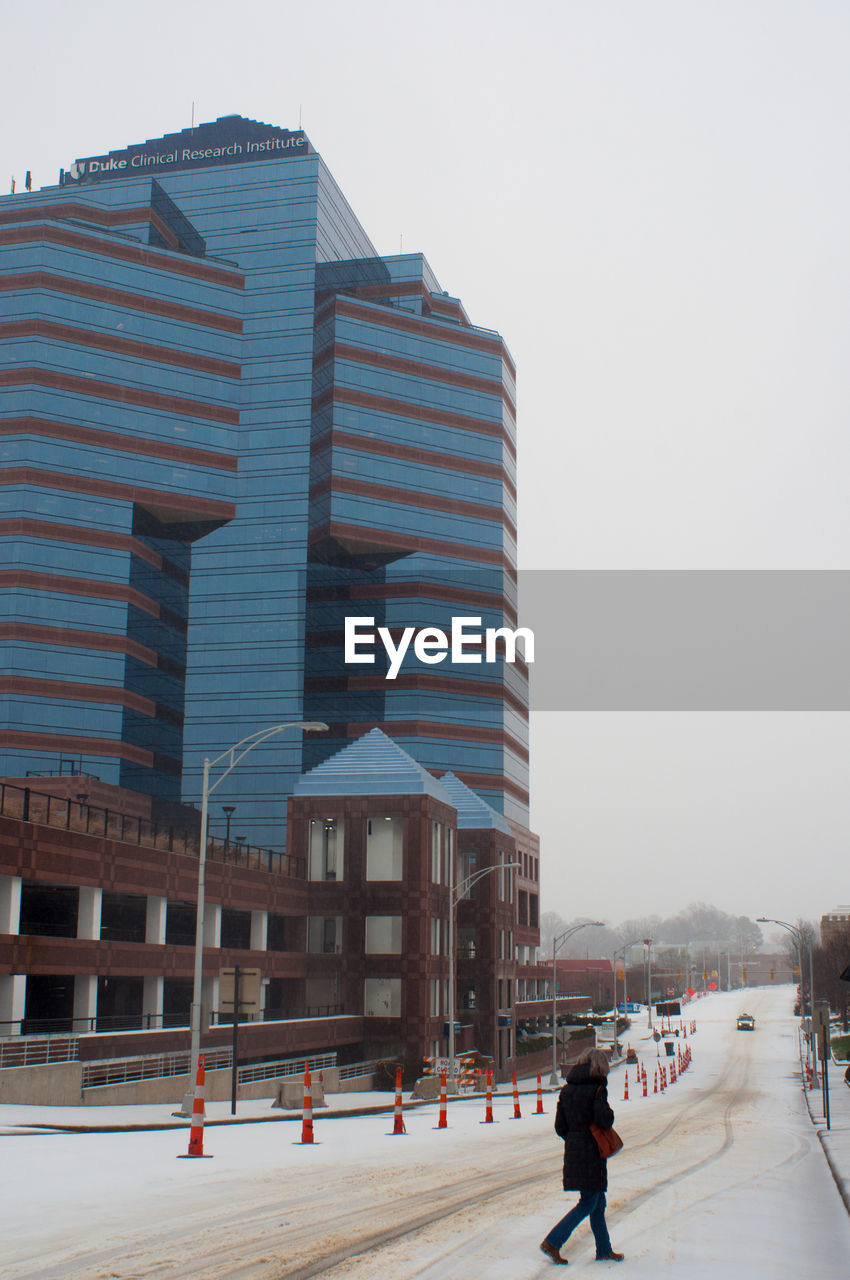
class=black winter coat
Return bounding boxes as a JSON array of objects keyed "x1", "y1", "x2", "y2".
[{"x1": 554, "y1": 1063, "x2": 615, "y2": 1193}]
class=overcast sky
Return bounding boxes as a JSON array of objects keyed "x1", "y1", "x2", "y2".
[{"x1": 3, "y1": 1, "x2": 847, "y2": 929}]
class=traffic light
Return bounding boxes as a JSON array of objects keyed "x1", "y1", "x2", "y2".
[
  {"x1": 742, "y1": 967, "x2": 748, "y2": 983},
  {"x1": 770, "y1": 968, "x2": 775, "y2": 981}
]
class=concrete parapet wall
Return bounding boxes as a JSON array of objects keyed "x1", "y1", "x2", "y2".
[{"x1": 0, "y1": 1062, "x2": 84, "y2": 1105}]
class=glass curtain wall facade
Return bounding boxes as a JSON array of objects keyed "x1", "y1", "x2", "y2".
[
  {"x1": 0, "y1": 182, "x2": 241, "y2": 798},
  {"x1": 0, "y1": 116, "x2": 528, "y2": 844}
]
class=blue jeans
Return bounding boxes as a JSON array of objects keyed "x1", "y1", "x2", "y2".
[{"x1": 544, "y1": 1190, "x2": 612, "y2": 1257}]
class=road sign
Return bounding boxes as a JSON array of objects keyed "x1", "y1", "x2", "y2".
[
  {"x1": 219, "y1": 967, "x2": 261, "y2": 1011},
  {"x1": 812, "y1": 1005, "x2": 830, "y2": 1031}
]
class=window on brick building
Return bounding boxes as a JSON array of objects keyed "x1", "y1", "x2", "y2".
[
  {"x1": 307, "y1": 916, "x2": 342, "y2": 953},
  {"x1": 431, "y1": 822, "x2": 441, "y2": 883},
  {"x1": 365, "y1": 915, "x2": 402, "y2": 954},
  {"x1": 309, "y1": 817, "x2": 344, "y2": 881},
  {"x1": 366, "y1": 816, "x2": 403, "y2": 880}
]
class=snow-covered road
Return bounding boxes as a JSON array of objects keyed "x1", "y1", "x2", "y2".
[{"x1": 2, "y1": 987, "x2": 849, "y2": 1278}]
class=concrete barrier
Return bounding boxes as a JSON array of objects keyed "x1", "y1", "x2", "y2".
[{"x1": 0, "y1": 1062, "x2": 84, "y2": 1106}]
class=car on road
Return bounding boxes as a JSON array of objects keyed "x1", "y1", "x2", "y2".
[{"x1": 736, "y1": 1013, "x2": 755, "y2": 1031}]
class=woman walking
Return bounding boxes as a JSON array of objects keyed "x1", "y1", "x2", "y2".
[{"x1": 540, "y1": 1047, "x2": 624, "y2": 1265}]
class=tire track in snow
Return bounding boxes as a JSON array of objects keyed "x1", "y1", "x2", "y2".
[{"x1": 284, "y1": 1023, "x2": 809, "y2": 1279}]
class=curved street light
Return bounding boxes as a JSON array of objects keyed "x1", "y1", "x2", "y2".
[
  {"x1": 182, "y1": 721, "x2": 328, "y2": 1110},
  {"x1": 756, "y1": 917, "x2": 814, "y2": 1018},
  {"x1": 549, "y1": 921, "x2": 605, "y2": 1085},
  {"x1": 757, "y1": 916, "x2": 816, "y2": 1071}
]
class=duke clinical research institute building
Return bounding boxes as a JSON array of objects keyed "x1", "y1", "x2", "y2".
[{"x1": 0, "y1": 118, "x2": 558, "y2": 1092}]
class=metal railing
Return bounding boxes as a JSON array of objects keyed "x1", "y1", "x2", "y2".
[
  {"x1": 81, "y1": 1046, "x2": 233, "y2": 1089},
  {"x1": 1, "y1": 1006, "x2": 352, "y2": 1039},
  {"x1": 2, "y1": 1035, "x2": 377, "y2": 1091},
  {"x1": 81, "y1": 1049, "x2": 345, "y2": 1089},
  {"x1": 0, "y1": 781, "x2": 305, "y2": 878},
  {"x1": 254, "y1": 1004, "x2": 344, "y2": 1023},
  {"x1": 337, "y1": 1059, "x2": 381, "y2": 1082},
  {"x1": 237, "y1": 1053, "x2": 336, "y2": 1084},
  {"x1": 1, "y1": 1012, "x2": 195, "y2": 1037},
  {"x1": 0, "y1": 1034, "x2": 80, "y2": 1069}
]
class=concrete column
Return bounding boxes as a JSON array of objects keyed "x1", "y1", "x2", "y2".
[
  {"x1": 145, "y1": 895, "x2": 167, "y2": 945},
  {"x1": 142, "y1": 975, "x2": 164, "y2": 1030},
  {"x1": 73, "y1": 974, "x2": 98, "y2": 1031},
  {"x1": 203, "y1": 903, "x2": 221, "y2": 948},
  {"x1": 77, "y1": 886, "x2": 102, "y2": 940},
  {"x1": 250, "y1": 908, "x2": 268, "y2": 952},
  {"x1": 0, "y1": 974, "x2": 26, "y2": 1034},
  {"x1": 0, "y1": 875, "x2": 22, "y2": 934}
]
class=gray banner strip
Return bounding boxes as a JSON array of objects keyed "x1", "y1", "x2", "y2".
[{"x1": 521, "y1": 571, "x2": 849, "y2": 710}]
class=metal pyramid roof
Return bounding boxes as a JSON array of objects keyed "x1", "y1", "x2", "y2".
[
  {"x1": 293, "y1": 728, "x2": 453, "y2": 803},
  {"x1": 439, "y1": 771, "x2": 512, "y2": 833}
]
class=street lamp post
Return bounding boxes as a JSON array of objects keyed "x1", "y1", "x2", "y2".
[
  {"x1": 612, "y1": 938, "x2": 643, "y2": 1018},
  {"x1": 549, "y1": 921, "x2": 605, "y2": 1086},
  {"x1": 757, "y1": 916, "x2": 816, "y2": 1067},
  {"x1": 447, "y1": 860, "x2": 520, "y2": 1092},
  {"x1": 222, "y1": 805, "x2": 236, "y2": 851},
  {"x1": 180, "y1": 720, "x2": 328, "y2": 1112},
  {"x1": 645, "y1": 939, "x2": 654, "y2": 1028}
]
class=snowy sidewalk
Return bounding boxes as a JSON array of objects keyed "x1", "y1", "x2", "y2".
[{"x1": 805, "y1": 1050, "x2": 850, "y2": 1214}]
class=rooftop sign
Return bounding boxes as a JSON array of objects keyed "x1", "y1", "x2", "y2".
[{"x1": 63, "y1": 117, "x2": 310, "y2": 184}]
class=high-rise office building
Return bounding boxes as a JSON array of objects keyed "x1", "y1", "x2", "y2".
[
  {"x1": 0, "y1": 119, "x2": 549, "y2": 1080},
  {"x1": 0, "y1": 116, "x2": 527, "y2": 847}
]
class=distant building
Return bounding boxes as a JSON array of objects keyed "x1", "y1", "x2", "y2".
[
  {"x1": 821, "y1": 907, "x2": 850, "y2": 948},
  {"x1": 555, "y1": 957, "x2": 614, "y2": 1009}
]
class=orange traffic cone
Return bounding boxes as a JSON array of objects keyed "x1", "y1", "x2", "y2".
[
  {"x1": 535, "y1": 1071, "x2": 545, "y2": 1114},
  {"x1": 670, "y1": 1060, "x2": 677, "y2": 1084},
  {"x1": 653, "y1": 1068, "x2": 658, "y2": 1094},
  {"x1": 435, "y1": 1068, "x2": 448, "y2": 1129},
  {"x1": 390, "y1": 1065, "x2": 406, "y2": 1135},
  {"x1": 623, "y1": 1069, "x2": 629, "y2": 1101},
  {"x1": 298, "y1": 1062, "x2": 314, "y2": 1144},
  {"x1": 481, "y1": 1069, "x2": 496, "y2": 1124},
  {"x1": 178, "y1": 1054, "x2": 212, "y2": 1158},
  {"x1": 511, "y1": 1071, "x2": 522, "y2": 1119}
]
